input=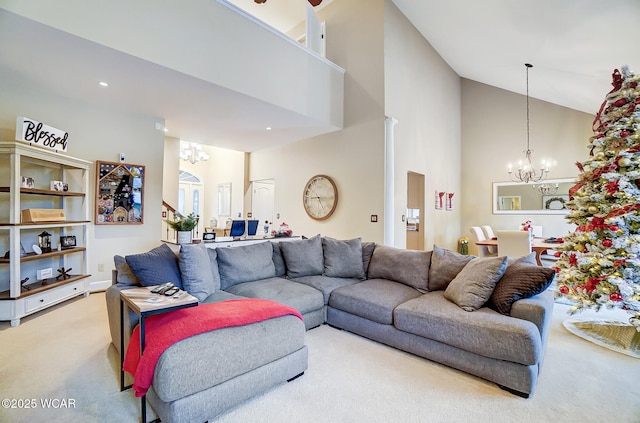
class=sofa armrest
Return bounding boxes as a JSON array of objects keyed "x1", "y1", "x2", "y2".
[
  {"x1": 105, "y1": 284, "x2": 139, "y2": 356},
  {"x1": 510, "y1": 290, "x2": 554, "y2": 356}
]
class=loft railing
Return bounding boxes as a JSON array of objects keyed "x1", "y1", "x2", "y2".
[{"x1": 161, "y1": 200, "x2": 200, "y2": 243}]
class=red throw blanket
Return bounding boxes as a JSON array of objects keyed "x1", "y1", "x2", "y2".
[{"x1": 123, "y1": 298, "x2": 303, "y2": 397}]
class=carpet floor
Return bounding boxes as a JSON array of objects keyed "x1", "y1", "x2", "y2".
[{"x1": 0, "y1": 292, "x2": 638, "y2": 423}]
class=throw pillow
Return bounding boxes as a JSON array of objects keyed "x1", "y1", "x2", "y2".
[
  {"x1": 322, "y1": 237, "x2": 366, "y2": 279},
  {"x1": 280, "y1": 235, "x2": 324, "y2": 278},
  {"x1": 444, "y1": 256, "x2": 508, "y2": 312},
  {"x1": 216, "y1": 241, "x2": 276, "y2": 290},
  {"x1": 272, "y1": 242, "x2": 287, "y2": 277},
  {"x1": 178, "y1": 244, "x2": 220, "y2": 302},
  {"x1": 361, "y1": 241, "x2": 376, "y2": 276},
  {"x1": 113, "y1": 255, "x2": 140, "y2": 286},
  {"x1": 428, "y1": 245, "x2": 475, "y2": 291},
  {"x1": 490, "y1": 255, "x2": 556, "y2": 315},
  {"x1": 125, "y1": 244, "x2": 182, "y2": 288},
  {"x1": 367, "y1": 245, "x2": 431, "y2": 292}
]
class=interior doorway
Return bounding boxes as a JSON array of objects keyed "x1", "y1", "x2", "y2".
[
  {"x1": 406, "y1": 172, "x2": 425, "y2": 250},
  {"x1": 252, "y1": 179, "x2": 275, "y2": 235},
  {"x1": 178, "y1": 170, "x2": 204, "y2": 236}
]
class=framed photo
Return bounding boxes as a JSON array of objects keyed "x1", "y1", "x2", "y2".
[
  {"x1": 542, "y1": 195, "x2": 569, "y2": 210},
  {"x1": 21, "y1": 176, "x2": 35, "y2": 188},
  {"x1": 60, "y1": 235, "x2": 77, "y2": 249},
  {"x1": 50, "y1": 180, "x2": 69, "y2": 191},
  {"x1": 95, "y1": 160, "x2": 145, "y2": 224}
]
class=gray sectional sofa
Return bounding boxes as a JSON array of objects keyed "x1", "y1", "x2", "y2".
[{"x1": 106, "y1": 235, "x2": 555, "y2": 422}]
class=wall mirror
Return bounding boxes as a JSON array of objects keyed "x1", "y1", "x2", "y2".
[
  {"x1": 217, "y1": 183, "x2": 231, "y2": 216},
  {"x1": 493, "y1": 177, "x2": 576, "y2": 215}
]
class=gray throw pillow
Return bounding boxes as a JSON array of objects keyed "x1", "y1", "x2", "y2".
[
  {"x1": 216, "y1": 241, "x2": 276, "y2": 290},
  {"x1": 322, "y1": 237, "x2": 366, "y2": 279},
  {"x1": 444, "y1": 256, "x2": 508, "y2": 312},
  {"x1": 367, "y1": 245, "x2": 431, "y2": 292},
  {"x1": 362, "y1": 242, "x2": 376, "y2": 276},
  {"x1": 490, "y1": 255, "x2": 555, "y2": 315},
  {"x1": 125, "y1": 244, "x2": 182, "y2": 288},
  {"x1": 280, "y1": 235, "x2": 324, "y2": 278},
  {"x1": 113, "y1": 255, "x2": 140, "y2": 286},
  {"x1": 178, "y1": 244, "x2": 220, "y2": 302},
  {"x1": 428, "y1": 245, "x2": 475, "y2": 291},
  {"x1": 272, "y1": 242, "x2": 287, "y2": 277}
]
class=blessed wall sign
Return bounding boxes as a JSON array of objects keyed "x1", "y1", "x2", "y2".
[{"x1": 15, "y1": 116, "x2": 69, "y2": 152}]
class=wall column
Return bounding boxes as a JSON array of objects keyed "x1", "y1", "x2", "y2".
[{"x1": 384, "y1": 116, "x2": 398, "y2": 246}]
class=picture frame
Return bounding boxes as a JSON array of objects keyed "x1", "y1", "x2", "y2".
[
  {"x1": 95, "y1": 160, "x2": 145, "y2": 224},
  {"x1": 21, "y1": 176, "x2": 35, "y2": 188},
  {"x1": 542, "y1": 195, "x2": 569, "y2": 210},
  {"x1": 60, "y1": 235, "x2": 77, "y2": 249}
]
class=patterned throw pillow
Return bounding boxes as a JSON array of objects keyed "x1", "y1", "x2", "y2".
[{"x1": 490, "y1": 255, "x2": 555, "y2": 315}]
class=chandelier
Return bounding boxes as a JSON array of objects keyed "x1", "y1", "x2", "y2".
[
  {"x1": 532, "y1": 183, "x2": 558, "y2": 196},
  {"x1": 179, "y1": 141, "x2": 209, "y2": 164},
  {"x1": 508, "y1": 63, "x2": 551, "y2": 183}
]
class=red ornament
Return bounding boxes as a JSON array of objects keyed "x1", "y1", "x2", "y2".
[
  {"x1": 610, "y1": 292, "x2": 623, "y2": 302},
  {"x1": 559, "y1": 285, "x2": 569, "y2": 295},
  {"x1": 554, "y1": 251, "x2": 561, "y2": 257},
  {"x1": 621, "y1": 130, "x2": 630, "y2": 137},
  {"x1": 609, "y1": 225, "x2": 619, "y2": 231},
  {"x1": 602, "y1": 239, "x2": 613, "y2": 247}
]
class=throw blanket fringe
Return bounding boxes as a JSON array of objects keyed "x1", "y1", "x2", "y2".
[{"x1": 123, "y1": 298, "x2": 303, "y2": 397}]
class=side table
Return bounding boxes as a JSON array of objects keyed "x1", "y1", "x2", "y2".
[{"x1": 120, "y1": 286, "x2": 198, "y2": 423}]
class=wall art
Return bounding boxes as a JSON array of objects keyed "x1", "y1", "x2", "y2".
[{"x1": 95, "y1": 160, "x2": 144, "y2": 224}]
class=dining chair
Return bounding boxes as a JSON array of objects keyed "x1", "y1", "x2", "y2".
[
  {"x1": 531, "y1": 225, "x2": 543, "y2": 238},
  {"x1": 497, "y1": 230, "x2": 532, "y2": 257},
  {"x1": 481, "y1": 225, "x2": 498, "y2": 254},
  {"x1": 469, "y1": 226, "x2": 497, "y2": 257}
]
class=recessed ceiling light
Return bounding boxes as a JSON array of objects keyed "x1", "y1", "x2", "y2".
[
  {"x1": 266, "y1": 127, "x2": 272, "y2": 130},
  {"x1": 99, "y1": 81, "x2": 109, "y2": 87}
]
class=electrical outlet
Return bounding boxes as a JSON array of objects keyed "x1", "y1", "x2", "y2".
[
  {"x1": 37, "y1": 267, "x2": 53, "y2": 280},
  {"x1": 98, "y1": 263, "x2": 105, "y2": 272}
]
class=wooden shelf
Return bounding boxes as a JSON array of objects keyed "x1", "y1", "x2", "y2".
[
  {"x1": 0, "y1": 187, "x2": 85, "y2": 197},
  {"x1": 0, "y1": 274, "x2": 91, "y2": 300},
  {"x1": 0, "y1": 247, "x2": 86, "y2": 263},
  {"x1": 0, "y1": 220, "x2": 90, "y2": 227}
]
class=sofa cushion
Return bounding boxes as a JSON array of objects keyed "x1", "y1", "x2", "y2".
[
  {"x1": 444, "y1": 256, "x2": 508, "y2": 312},
  {"x1": 394, "y1": 291, "x2": 541, "y2": 365},
  {"x1": 428, "y1": 245, "x2": 474, "y2": 291},
  {"x1": 125, "y1": 244, "x2": 182, "y2": 288},
  {"x1": 225, "y1": 277, "x2": 324, "y2": 315},
  {"x1": 367, "y1": 245, "x2": 431, "y2": 293},
  {"x1": 178, "y1": 244, "x2": 221, "y2": 302},
  {"x1": 322, "y1": 237, "x2": 366, "y2": 279},
  {"x1": 272, "y1": 242, "x2": 287, "y2": 277},
  {"x1": 114, "y1": 255, "x2": 140, "y2": 286},
  {"x1": 216, "y1": 242, "x2": 276, "y2": 290},
  {"x1": 490, "y1": 255, "x2": 555, "y2": 315},
  {"x1": 290, "y1": 275, "x2": 361, "y2": 304},
  {"x1": 328, "y1": 279, "x2": 422, "y2": 325},
  {"x1": 280, "y1": 235, "x2": 324, "y2": 278}
]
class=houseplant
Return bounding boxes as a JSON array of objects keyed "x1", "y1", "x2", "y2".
[{"x1": 165, "y1": 212, "x2": 198, "y2": 244}]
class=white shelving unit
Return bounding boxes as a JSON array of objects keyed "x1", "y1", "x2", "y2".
[{"x1": 0, "y1": 141, "x2": 91, "y2": 327}]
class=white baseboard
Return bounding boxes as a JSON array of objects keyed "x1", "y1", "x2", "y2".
[{"x1": 90, "y1": 279, "x2": 111, "y2": 292}]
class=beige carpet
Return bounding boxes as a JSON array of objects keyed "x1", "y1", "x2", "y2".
[{"x1": 0, "y1": 292, "x2": 639, "y2": 423}]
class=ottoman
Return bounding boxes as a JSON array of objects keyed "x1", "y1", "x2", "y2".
[{"x1": 145, "y1": 314, "x2": 307, "y2": 423}]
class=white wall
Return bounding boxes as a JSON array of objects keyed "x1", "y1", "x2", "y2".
[
  {"x1": 460, "y1": 79, "x2": 594, "y2": 254},
  {"x1": 249, "y1": 0, "x2": 386, "y2": 242},
  {"x1": 384, "y1": 1, "x2": 462, "y2": 250},
  {"x1": 0, "y1": 78, "x2": 166, "y2": 286}
]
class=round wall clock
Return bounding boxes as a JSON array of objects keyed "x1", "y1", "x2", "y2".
[{"x1": 303, "y1": 174, "x2": 338, "y2": 220}]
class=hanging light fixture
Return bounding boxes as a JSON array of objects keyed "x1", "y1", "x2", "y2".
[
  {"x1": 508, "y1": 63, "x2": 551, "y2": 183},
  {"x1": 532, "y1": 182, "x2": 559, "y2": 195},
  {"x1": 179, "y1": 141, "x2": 209, "y2": 164}
]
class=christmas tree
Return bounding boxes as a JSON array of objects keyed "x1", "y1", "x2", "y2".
[{"x1": 555, "y1": 65, "x2": 640, "y2": 330}]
